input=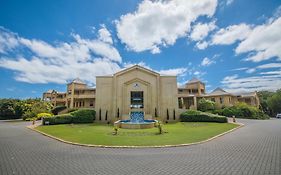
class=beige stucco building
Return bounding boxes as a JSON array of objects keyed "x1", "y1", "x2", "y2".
[{"x1": 43, "y1": 65, "x2": 260, "y2": 122}]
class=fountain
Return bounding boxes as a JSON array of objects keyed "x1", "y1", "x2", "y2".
[{"x1": 115, "y1": 111, "x2": 156, "y2": 129}]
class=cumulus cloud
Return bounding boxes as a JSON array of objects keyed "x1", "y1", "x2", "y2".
[
  {"x1": 235, "y1": 17, "x2": 281, "y2": 62},
  {"x1": 190, "y1": 21, "x2": 216, "y2": 41},
  {"x1": 0, "y1": 26, "x2": 122, "y2": 84},
  {"x1": 0, "y1": 57, "x2": 120, "y2": 84},
  {"x1": 116, "y1": 0, "x2": 217, "y2": 53},
  {"x1": 210, "y1": 12, "x2": 281, "y2": 63},
  {"x1": 211, "y1": 23, "x2": 252, "y2": 45},
  {"x1": 98, "y1": 24, "x2": 113, "y2": 44}
]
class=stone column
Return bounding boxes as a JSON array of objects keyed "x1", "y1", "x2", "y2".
[
  {"x1": 70, "y1": 84, "x2": 74, "y2": 109},
  {"x1": 193, "y1": 96, "x2": 197, "y2": 110}
]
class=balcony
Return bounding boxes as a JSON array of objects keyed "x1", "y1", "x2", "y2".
[{"x1": 73, "y1": 94, "x2": 95, "y2": 99}]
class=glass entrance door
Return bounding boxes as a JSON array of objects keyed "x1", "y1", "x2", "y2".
[{"x1": 130, "y1": 91, "x2": 143, "y2": 109}]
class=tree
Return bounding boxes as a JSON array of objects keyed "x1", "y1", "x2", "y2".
[
  {"x1": 0, "y1": 99, "x2": 16, "y2": 119},
  {"x1": 258, "y1": 91, "x2": 274, "y2": 116},
  {"x1": 267, "y1": 89, "x2": 281, "y2": 116},
  {"x1": 198, "y1": 98, "x2": 215, "y2": 112},
  {"x1": 22, "y1": 100, "x2": 52, "y2": 120}
]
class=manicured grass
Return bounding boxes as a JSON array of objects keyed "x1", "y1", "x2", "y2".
[{"x1": 36, "y1": 122, "x2": 238, "y2": 146}]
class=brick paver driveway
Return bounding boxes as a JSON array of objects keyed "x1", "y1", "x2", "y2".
[{"x1": 0, "y1": 119, "x2": 280, "y2": 175}]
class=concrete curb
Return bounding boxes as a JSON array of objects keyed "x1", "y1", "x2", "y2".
[{"x1": 27, "y1": 122, "x2": 244, "y2": 149}]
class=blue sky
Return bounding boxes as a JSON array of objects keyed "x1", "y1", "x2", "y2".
[{"x1": 0, "y1": 0, "x2": 281, "y2": 98}]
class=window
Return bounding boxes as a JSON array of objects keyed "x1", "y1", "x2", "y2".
[
  {"x1": 220, "y1": 97, "x2": 223, "y2": 104},
  {"x1": 130, "y1": 91, "x2": 143, "y2": 109},
  {"x1": 211, "y1": 98, "x2": 215, "y2": 102},
  {"x1": 90, "y1": 100, "x2": 94, "y2": 107}
]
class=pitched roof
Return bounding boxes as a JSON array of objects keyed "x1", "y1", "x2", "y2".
[
  {"x1": 113, "y1": 64, "x2": 160, "y2": 77},
  {"x1": 44, "y1": 89, "x2": 56, "y2": 93},
  {"x1": 235, "y1": 92, "x2": 257, "y2": 97},
  {"x1": 187, "y1": 77, "x2": 202, "y2": 84},
  {"x1": 205, "y1": 87, "x2": 233, "y2": 96},
  {"x1": 71, "y1": 78, "x2": 85, "y2": 84}
]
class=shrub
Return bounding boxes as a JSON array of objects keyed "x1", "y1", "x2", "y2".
[
  {"x1": 51, "y1": 106, "x2": 67, "y2": 115},
  {"x1": 221, "y1": 103, "x2": 270, "y2": 120},
  {"x1": 42, "y1": 109, "x2": 96, "y2": 125},
  {"x1": 180, "y1": 110, "x2": 227, "y2": 123},
  {"x1": 37, "y1": 113, "x2": 53, "y2": 120},
  {"x1": 43, "y1": 114, "x2": 72, "y2": 125},
  {"x1": 70, "y1": 109, "x2": 96, "y2": 123},
  {"x1": 198, "y1": 98, "x2": 216, "y2": 112}
]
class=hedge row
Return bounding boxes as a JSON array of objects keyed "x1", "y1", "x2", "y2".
[
  {"x1": 43, "y1": 109, "x2": 96, "y2": 125},
  {"x1": 180, "y1": 110, "x2": 227, "y2": 123}
]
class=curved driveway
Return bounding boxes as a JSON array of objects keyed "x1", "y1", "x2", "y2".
[{"x1": 0, "y1": 119, "x2": 280, "y2": 175}]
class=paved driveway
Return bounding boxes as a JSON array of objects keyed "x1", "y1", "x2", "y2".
[{"x1": 0, "y1": 119, "x2": 280, "y2": 175}]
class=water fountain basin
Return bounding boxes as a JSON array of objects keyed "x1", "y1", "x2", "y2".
[{"x1": 114, "y1": 111, "x2": 156, "y2": 129}]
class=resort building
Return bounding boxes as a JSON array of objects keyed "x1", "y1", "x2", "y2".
[
  {"x1": 43, "y1": 79, "x2": 96, "y2": 109},
  {"x1": 43, "y1": 65, "x2": 260, "y2": 122}
]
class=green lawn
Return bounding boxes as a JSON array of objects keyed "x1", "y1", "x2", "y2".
[{"x1": 36, "y1": 122, "x2": 238, "y2": 146}]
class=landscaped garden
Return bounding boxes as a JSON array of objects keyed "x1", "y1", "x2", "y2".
[{"x1": 36, "y1": 122, "x2": 237, "y2": 146}]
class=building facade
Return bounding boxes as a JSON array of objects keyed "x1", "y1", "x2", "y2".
[
  {"x1": 43, "y1": 65, "x2": 260, "y2": 122},
  {"x1": 43, "y1": 79, "x2": 96, "y2": 109}
]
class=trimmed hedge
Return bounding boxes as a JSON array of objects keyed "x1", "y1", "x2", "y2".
[
  {"x1": 70, "y1": 109, "x2": 96, "y2": 123},
  {"x1": 43, "y1": 109, "x2": 96, "y2": 125},
  {"x1": 180, "y1": 110, "x2": 227, "y2": 123}
]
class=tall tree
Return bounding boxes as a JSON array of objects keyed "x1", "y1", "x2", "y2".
[{"x1": 267, "y1": 89, "x2": 281, "y2": 116}]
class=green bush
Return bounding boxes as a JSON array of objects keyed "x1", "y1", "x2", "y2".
[
  {"x1": 42, "y1": 109, "x2": 96, "y2": 125},
  {"x1": 43, "y1": 114, "x2": 72, "y2": 125},
  {"x1": 221, "y1": 103, "x2": 270, "y2": 120},
  {"x1": 180, "y1": 110, "x2": 227, "y2": 123},
  {"x1": 70, "y1": 109, "x2": 96, "y2": 123},
  {"x1": 37, "y1": 113, "x2": 53, "y2": 120},
  {"x1": 198, "y1": 98, "x2": 216, "y2": 112}
]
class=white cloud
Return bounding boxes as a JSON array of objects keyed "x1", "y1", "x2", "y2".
[
  {"x1": 211, "y1": 23, "x2": 252, "y2": 45},
  {"x1": 195, "y1": 41, "x2": 209, "y2": 50},
  {"x1": 0, "y1": 56, "x2": 121, "y2": 84},
  {"x1": 230, "y1": 67, "x2": 249, "y2": 71},
  {"x1": 0, "y1": 27, "x2": 19, "y2": 53},
  {"x1": 190, "y1": 21, "x2": 216, "y2": 41},
  {"x1": 245, "y1": 68, "x2": 256, "y2": 74},
  {"x1": 221, "y1": 73, "x2": 281, "y2": 93},
  {"x1": 116, "y1": 0, "x2": 217, "y2": 53},
  {"x1": 98, "y1": 24, "x2": 113, "y2": 44},
  {"x1": 193, "y1": 70, "x2": 206, "y2": 77},
  {"x1": 123, "y1": 61, "x2": 187, "y2": 76},
  {"x1": 235, "y1": 17, "x2": 281, "y2": 62},
  {"x1": 256, "y1": 63, "x2": 281, "y2": 69},
  {"x1": 158, "y1": 68, "x2": 187, "y2": 76},
  {"x1": 201, "y1": 57, "x2": 215, "y2": 66},
  {"x1": 0, "y1": 27, "x2": 122, "y2": 84},
  {"x1": 260, "y1": 70, "x2": 281, "y2": 75}
]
